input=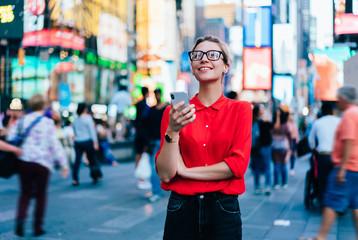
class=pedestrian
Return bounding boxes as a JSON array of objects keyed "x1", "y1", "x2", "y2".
[
  {"x1": 308, "y1": 102, "x2": 340, "y2": 207},
  {"x1": 72, "y1": 103, "x2": 102, "y2": 186},
  {"x1": 96, "y1": 119, "x2": 117, "y2": 166},
  {"x1": 62, "y1": 120, "x2": 76, "y2": 168},
  {"x1": 134, "y1": 86, "x2": 151, "y2": 189},
  {"x1": 146, "y1": 88, "x2": 169, "y2": 202},
  {"x1": 156, "y1": 35, "x2": 252, "y2": 240},
  {"x1": 271, "y1": 108, "x2": 291, "y2": 190},
  {"x1": 287, "y1": 110, "x2": 299, "y2": 176},
  {"x1": 109, "y1": 85, "x2": 132, "y2": 141},
  {"x1": 251, "y1": 104, "x2": 273, "y2": 195},
  {"x1": 300, "y1": 85, "x2": 358, "y2": 240},
  {"x1": 6, "y1": 94, "x2": 69, "y2": 237}
]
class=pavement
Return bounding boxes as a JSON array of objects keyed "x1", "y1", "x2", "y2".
[{"x1": 0, "y1": 153, "x2": 355, "y2": 240}]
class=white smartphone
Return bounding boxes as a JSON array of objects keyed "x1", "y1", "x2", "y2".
[{"x1": 170, "y1": 92, "x2": 190, "y2": 112}]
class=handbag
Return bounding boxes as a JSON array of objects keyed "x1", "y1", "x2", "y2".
[
  {"x1": 134, "y1": 152, "x2": 151, "y2": 180},
  {"x1": 0, "y1": 116, "x2": 43, "y2": 179}
]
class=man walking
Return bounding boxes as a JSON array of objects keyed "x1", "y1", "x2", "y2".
[
  {"x1": 308, "y1": 102, "x2": 340, "y2": 206},
  {"x1": 301, "y1": 85, "x2": 358, "y2": 240}
]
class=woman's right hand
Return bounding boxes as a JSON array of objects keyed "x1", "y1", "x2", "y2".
[{"x1": 168, "y1": 102, "x2": 196, "y2": 133}]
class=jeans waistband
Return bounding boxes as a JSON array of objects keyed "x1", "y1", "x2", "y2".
[{"x1": 171, "y1": 191, "x2": 238, "y2": 200}]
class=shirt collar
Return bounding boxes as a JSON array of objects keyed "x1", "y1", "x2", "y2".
[{"x1": 190, "y1": 93, "x2": 227, "y2": 111}]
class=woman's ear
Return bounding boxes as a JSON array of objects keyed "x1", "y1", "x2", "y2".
[{"x1": 224, "y1": 65, "x2": 228, "y2": 74}]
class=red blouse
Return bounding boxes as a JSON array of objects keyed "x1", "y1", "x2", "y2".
[{"x1": 155, "y1": 94, "x2": 252, "y2": 195}]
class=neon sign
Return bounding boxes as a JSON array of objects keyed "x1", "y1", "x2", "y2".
[{"x1": 0, "y1": 5, "x2": 14, "y2": 23}]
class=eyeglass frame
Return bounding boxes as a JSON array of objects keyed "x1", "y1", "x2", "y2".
[{"x1": 188, "y1": 50, "x2": 227, "y2": 62}]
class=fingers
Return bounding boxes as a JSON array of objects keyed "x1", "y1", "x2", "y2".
[{"x1": 169, "y1": 104, "x2": 196, "y2": 131}]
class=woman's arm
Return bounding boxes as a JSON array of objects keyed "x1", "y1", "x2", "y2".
[
  {"x1": 177, "y1": 102, "x2": 252, "y2": 181},
  {"x1": 156, "y1": 102, "x2": 196, "y2": 183},
  {"x1": 177, "y1": 156, "x2": 234, "y2": 181}
]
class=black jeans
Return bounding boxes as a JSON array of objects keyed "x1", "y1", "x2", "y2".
[
  {"x1": 73, "y1": 140, "x2": 102, "y2": 182},
  {"x1": 317, "y1": 153, "x2": 333, "y2": 205},
  {"x1": 163, "y1": 191, "x2": 242, "y2": 240}
]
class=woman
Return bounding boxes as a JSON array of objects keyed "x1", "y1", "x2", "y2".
[
  {"x1": 156, "y1": 36, "x2": 252, "y2": 240},
  {"x1": 271, "y1": 109, "x2": 292, "y2": 190},
  {"x1": 7, "y1": 94, "x2": 68, "y2": 237},
  {"x1": 72, "y1": 103, "x2": 102, "y2": 186}
]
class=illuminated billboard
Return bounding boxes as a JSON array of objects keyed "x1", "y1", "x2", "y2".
[
  {"x1": 243, "y1": 7, "x2": 271, "y2": 47},
  {"x1": 273, "y1": 24, "x2": 297, "y2": 75},
  {"x1": 0, "y1": 0, "x2": 24, "y2": 38},
  {"x1": 335, "y1": 14, "x2": 358, "y2": 35},
  {"x1": 22, "y1": 29, "x2": 85, "y2": 50},
  {"x1": 97, "y1": 13, "x2": 127, "y2": 63},
  {"x1": 243, "y1": 47, "x2": 272, "y2": 90},
  {"x1": 312, "y1": 47, "x2": 353, "y2": 101},
  {"x1": 272, "y1": 75, "x2": 294, "y2": 105},
  {"x1": 334, "y1": 0, "x2": 358, "y2": 35}
]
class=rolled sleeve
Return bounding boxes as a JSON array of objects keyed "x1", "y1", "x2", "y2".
[{"x1": 223, "y1": 102, "x2": 252, "y2": 179}]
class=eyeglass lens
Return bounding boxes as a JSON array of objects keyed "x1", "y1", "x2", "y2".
[{"x1": 190, "y1": 51, "x2": 221, "y2": 61}]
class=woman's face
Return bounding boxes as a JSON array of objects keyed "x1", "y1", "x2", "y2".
[{"x1": 190, "y1": 41, "x2": 228, "y2": 83}]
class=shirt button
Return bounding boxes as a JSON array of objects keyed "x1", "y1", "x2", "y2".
[
  {"x1": 203, "y1": 144, "x2": 206, "y2": 146},
  {"x1": 206, "y1": 125, "x2": 209, "y2": 128},
  {"x1": 199, "y1": 195, "x2": 204, "y2": 199},
  {"x1": 205, "y1": 164, "x2": 208, "y2": 166}
]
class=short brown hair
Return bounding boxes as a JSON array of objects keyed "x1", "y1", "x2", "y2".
[
  {"x1": 191, "y1": 36, "x2": 232, "y2": 67},
  {"x1": 28, "y1": 94, "x2": 47, "y2": 111}
]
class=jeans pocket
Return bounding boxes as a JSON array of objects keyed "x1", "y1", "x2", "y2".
[
  {"x1": 167, "y1": 196, "x2": 184, "y2": 212},
  {"x1": 216, "y1": 197, "x2": 240, "y2": 214}
]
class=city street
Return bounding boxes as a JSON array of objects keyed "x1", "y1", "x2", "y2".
[{"x1": 0, "y1": 154, "x2": 355, "y2": 240}]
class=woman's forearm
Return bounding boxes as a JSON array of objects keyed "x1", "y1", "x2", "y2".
[
  {"x1": 179, "y1": 161, "x2": 234, "y2": 181},
  {"x1": 156, "y1": 140, "x2": 181, "y2": 183}
]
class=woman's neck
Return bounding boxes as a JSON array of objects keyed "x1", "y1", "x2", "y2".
[{"x1": 197, "y1": 81, "x2": 222, "y2": 107}]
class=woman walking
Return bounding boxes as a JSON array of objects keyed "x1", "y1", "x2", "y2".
[
  {"x1": 72, "y1": 103, "x2": 102, "y2": 186},
  {"x1": 156, "y1": 36, "x2": 252, "y2": 240},
  {"x1": 7, "y1": 94, "x2": 69, "y2": 237}
]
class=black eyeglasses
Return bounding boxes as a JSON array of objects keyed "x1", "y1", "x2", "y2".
[{"x1": 188, "y1": 50, "x2": 225, "y2": 61}]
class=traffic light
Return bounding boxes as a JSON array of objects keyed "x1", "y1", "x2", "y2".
[{"x1": 18, "y1": 48, "x2": 25, "y2": 66}]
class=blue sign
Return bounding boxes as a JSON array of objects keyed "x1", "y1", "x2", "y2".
[
  {"x1": 59, "y1": 83, "x2": 71, "y2": 107},
  {"x1": 243, "y1": 7, "x2": 272, "y2": 47}
]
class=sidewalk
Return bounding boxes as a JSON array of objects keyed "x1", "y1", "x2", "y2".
[
  {"x1": 241, "y1": 154, "x2": 356, "y2": 240},
  {"x1": 0, "y1": 154, "x2": 355, "y2": 239}
]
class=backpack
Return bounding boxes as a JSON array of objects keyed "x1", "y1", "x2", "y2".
[{"x1": 251, "y1": 121, "x2": 261, "y2": 151}]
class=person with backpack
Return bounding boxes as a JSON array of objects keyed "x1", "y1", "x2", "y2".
[{"x1": 251, "y1": 104, "x2": 273, "y2": 195}]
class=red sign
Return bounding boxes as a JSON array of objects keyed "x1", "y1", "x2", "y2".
[
  {"x1": 22, "y1": 29, "x2": 85, "y2": 50},
  {"x1": 335, "y1": 14, "x2": 358, "y2": 35},
  {"x1": 243, "y1": 47, "x2": 272, "y2": 90},
  {"x1": 26, "y1": 0, "x2": 46, "y2": 15}
]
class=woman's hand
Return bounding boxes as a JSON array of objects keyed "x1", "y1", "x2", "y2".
[{"x1": 167, "y1": 102, "x2": 196, "y2": 133}]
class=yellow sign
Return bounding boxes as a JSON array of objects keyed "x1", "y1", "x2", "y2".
[
  {"x1": 0, "y1": 5, "x2": 14, "y2": 23},
  {"x1": 49, "y1": 0, "x2": 127, "y2": 36}
]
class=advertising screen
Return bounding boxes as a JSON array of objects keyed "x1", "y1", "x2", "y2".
[
  {"x1": 334, "y1": 0, "x2": 358, "y2": 35},
  {"x1": 243, "y1": 47, "x2": 272, "y2": 90},
  {"x1": 243, "y1": 7, "x2": 271, "y2": 47},
  {"x1": 273, "y1": 24, "x2": 297, "y2": 74},
  {"x1": 272, "y1": 75, "x2": 294, "y2": 105},
  {"x1": 335, "y1": 14, "x2": 358, "y2": 35},
  {"x1": 0, "y1": 0, "x2": 24, "y2": 38},
  {"x1": 312, "y1": 47, "x2": 353, "y2": 101}
]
